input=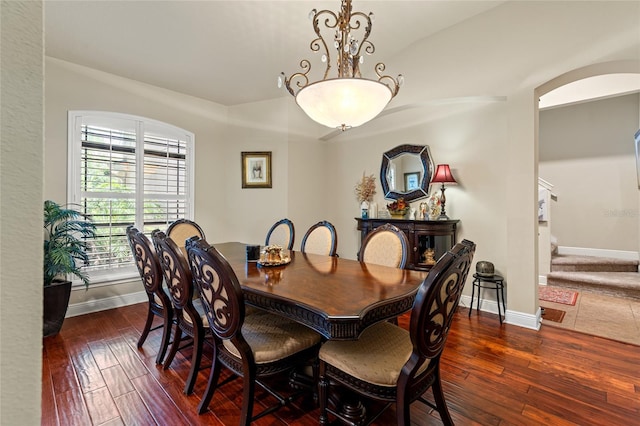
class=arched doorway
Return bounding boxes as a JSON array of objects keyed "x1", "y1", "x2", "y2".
[{"x1": 534, "y1": 60, "x2": 640, "y2": 339}]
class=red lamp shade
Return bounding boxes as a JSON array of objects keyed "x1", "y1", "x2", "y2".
[{"x1": 431, "y1": 164, "x2": 457, "y2": 185}]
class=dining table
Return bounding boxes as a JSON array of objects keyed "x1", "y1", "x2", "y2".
[{"x1": 215, "y1": 242, "x2": 428, "y2": 340}]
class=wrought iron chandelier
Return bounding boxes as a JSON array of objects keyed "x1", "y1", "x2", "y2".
[{"x1": 279, "y1": 0, "x2": 403, "y2": 131}]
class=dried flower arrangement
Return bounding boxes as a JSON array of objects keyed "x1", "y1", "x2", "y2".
[{"x1": 354, "y1": 173, "x2": 377, "y2": 203}]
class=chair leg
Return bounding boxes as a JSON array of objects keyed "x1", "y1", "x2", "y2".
[
  {"x1": 468, "y1": 281, "x2": 476, "y2": 318},
  {"x1": 163, "y1": 326, "x2": 182, "y2": 370},
  {"x1": 432, "y1": 369, "x2": 454, "y2": 426},
  {"x1": 155, "y1": 311, "x2": 173, "y2": 364},
  {"x1": 197, "y1": 348, "x2": 220, "y2": 415},
  {"x1": 184, "y1": 327, "x2": 203, "y2": 395},
  {"x1": 396, "y1": 396, "x2": 412, "y2": 426},
  {"x1": 240, "y1": 364, "x2": 256, "y2": 426},
  {"x1": 137, "y1": 304, "x2": 155, "y2": 348}
]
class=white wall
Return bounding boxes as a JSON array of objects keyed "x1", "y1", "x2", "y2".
[
  {"x1": 0, "y1": 1, "x2": 44, "y2": 423},
  {"x1": 539, "y1": 94, "x2": 639, "y2": 251},
  {"x1": 326, "y1": 100, "x2": 508, "y2": 261}
]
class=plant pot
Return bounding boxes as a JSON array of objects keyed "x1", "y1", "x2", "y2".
[{"x1": 43, "y1": 280, "x2": 72, "y2": 337}]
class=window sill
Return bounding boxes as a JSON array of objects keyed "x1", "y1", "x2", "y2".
[{"x1": 71, "y1": 268, "x2": 139, "y2": 290}]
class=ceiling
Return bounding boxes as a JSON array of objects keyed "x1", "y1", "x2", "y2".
[{"x1": 44, "y1": 1, "x2": 506, "y2": 107}]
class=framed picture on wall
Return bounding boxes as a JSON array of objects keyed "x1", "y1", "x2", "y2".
[
  {"x1": 241, "y1": 151, "x2": 272, "y2": 188},
  {"x1": 404, "y1": 172, "x2": 420, "y2": 192}
]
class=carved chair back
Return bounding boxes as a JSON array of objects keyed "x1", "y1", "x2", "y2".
[
  {"x1": 126, "y1": 226, "x2": 174, "y2": 363},
  {"x1": 152, "y1": 230, "x2": 200, "y2": 323},
  {"x1": 265, "y1": 218, "x2": 295, "y2": 250},
  {"x1": 410, "y1": 239, "x2": 475, "y2": 362},
  {"x1": 186, "y1": 237, "x2": 246, "y2": 342},
  {"x1": 358, "y1": 223, "x2": 410, "y2": 269},
  {"x1": 300, "y1": 220, "x2": 338, "y2": 257},
  {"x1": 167, "y1": 219, "x2": 206, "y2": 257},
  {"x1": 127, "y1": 226, "x2": 165, "y2": 302}
]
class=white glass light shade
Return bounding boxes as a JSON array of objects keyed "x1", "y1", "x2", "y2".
[{"x1": 295, "y1": 78, "x2": 393, "y2": 129}]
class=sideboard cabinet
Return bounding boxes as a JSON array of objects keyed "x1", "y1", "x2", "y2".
[{"x1": 355, "y1": 218, "x2": 459, "y2": 271}]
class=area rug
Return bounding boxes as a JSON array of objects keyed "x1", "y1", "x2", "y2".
[
  {"x1": 539, "y1": 286, "x2": 578, "y2": 305},
  {"x1": 541, "y1": 306, "x2": 566, "y2": 323}
]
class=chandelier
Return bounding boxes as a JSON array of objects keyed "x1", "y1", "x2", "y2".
[{"x1": 279, "y1": 0, "x2": 403, "y2": 131}]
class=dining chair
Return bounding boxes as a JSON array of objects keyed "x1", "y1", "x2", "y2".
[
  {"x1": 318, "y1": 239, "x2": 476, "y2": 426},
  {"x1": 265, "y1": 218, "x2": 295, "y2": 250},
  {"x1": 300, "y1": 220, "x2": 338, "y2": 257},
  {"x1": 186, "y1": 237, "x2": 323, "y2": 422},
  {"x1": 152, "y1": 230, "x2": 212, "y2": 395},
  {"x1": 126, "y1": 226, "x2": 174, "y2": 365},
  {"x1": 166, "y1": 218, "x2": 206, "y2": 257},
  {"x1": 357, "y1": 223, "x2": 410, "y2": 269}
]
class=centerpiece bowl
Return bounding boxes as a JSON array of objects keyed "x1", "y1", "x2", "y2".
[
  {"x1": 387, "y1": 208, "x2": 409, "y2": 219},
  {"x1": 386, "y1": 198, "x2": 409, "y2": 219}
]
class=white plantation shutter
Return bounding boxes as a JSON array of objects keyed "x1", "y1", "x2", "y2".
[{"x1": 68, "y1": 112, "x2": 194, "y2": 284}]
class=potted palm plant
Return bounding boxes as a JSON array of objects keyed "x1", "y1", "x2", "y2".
[{"x1": 43, "y1": 200, "x2": 96, "y2": 337}]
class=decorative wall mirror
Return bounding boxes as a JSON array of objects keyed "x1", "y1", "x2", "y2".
[{"x1": 380, "y1": 144, "x2": 433, "y2": 202}]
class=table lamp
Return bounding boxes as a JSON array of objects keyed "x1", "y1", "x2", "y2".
[{"x1": 430, "y1": 164, "x2": 457, "y2": 220}]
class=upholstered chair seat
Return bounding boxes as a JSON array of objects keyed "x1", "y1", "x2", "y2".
[
  {"x1": 223, "y1": 310, "x2": 322, "y2": 364},
  {"x1": 319, "y1": 321, "x2": 430, "y2": 387}
]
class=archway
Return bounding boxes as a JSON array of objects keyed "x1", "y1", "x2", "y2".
[{"x1": 534, "y1": 60, "x2": 640, "y2": 334}]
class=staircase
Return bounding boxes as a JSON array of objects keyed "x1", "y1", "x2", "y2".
[{"x1": 547, "y1": 254, "x2": 640, "y2": 299}]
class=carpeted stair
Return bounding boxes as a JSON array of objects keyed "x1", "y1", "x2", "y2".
[{"x1": 547, "y1": 254, "x2": 640, "y2": 299}]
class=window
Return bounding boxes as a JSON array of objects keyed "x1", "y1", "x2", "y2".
[{"x1": 68, "y1": 112, "x2": 194, "y2": 284}]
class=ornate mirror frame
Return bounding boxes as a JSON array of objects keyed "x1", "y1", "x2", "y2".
[{"x1": 380, "y1": 144, "x2": 434, "y2": 202}]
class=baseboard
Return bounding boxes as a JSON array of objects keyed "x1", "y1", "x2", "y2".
[
  {"x1": 459, "y1": 295, "x2": 540, "y2": 330},
  {"x1": 539, "y1": 275, "x2": 548, "y2": 285},
  {"x1": 506, "y1": 308, "x2": 541, "y2": 330},
  {"x1": 557, "y1": 246, "x2": 639, "y2": 261},
  {"x1": 66, "y1": 291, "x2": 147, "y2": 318}
]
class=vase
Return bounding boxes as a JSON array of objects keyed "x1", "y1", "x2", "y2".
[
  {"x1": 369, "y1": 202, "x2": 378, "y2": 219},
  {"x1": 360, "y1": 201, "x2": 369, "y2": 219}
]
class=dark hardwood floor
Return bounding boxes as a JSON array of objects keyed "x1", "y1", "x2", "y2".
[{"x1": 42, "y1": 303, "x2": 640, "y2": 425}]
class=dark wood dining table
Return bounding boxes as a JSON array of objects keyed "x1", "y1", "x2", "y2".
[{"x1": 215, "y1": 242, "x2": 428, "y2": 340}]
